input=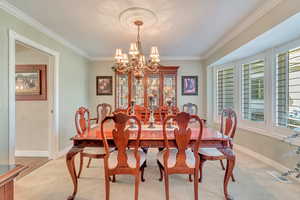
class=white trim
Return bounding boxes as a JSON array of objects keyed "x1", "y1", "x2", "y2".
[
  {"x1": 56, "y1": 145, "x2": 73, "y2": 158},
  {"x1": 9, "y1": 30, "x2": 60, "y2": 164},
  {"x1": 15, "y1": 151, "x2": 49, "y2": 157},
  {"x1": 203, "y1": 0, "x2": 284, "y2": 59},
  {"x1": 0, "y1": 0, "x2": 89, "y2": 59},
  {"x1": 234, "y1": 144, "x2": 300, "y2": 183},
  {"x1": 90, "y1": 56, "x2": 203, "y2": 62}
]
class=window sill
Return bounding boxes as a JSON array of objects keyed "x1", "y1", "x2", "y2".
[{"x1": 237, "y1": 125, "x2": 300, "y2": 147}]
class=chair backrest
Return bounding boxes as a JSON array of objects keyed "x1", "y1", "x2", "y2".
[
  {"x1": 96, "y1": 103, "x2": 112, "y2": 123},
  {"x1": 183, "y1": 103, "x2": 198, "y2": 115},
  {"x1": 159, "y1": 105, "x2": 180, "y2": 122},
  {"x1": 162, "y1": 112, "x2": 204, "y2": 169},
  {"x1": 127, "y1": 105, "x2": 149, "y2": 124},
  {"x1": 101, "y1": 113, "x2": 142, "y2": 169},
  {"x1": 220, "y1": 108, "x2": 237, "y2": 139},
  {"x1": 75, "y1": 106, "x2": 90, "y2": 135}
]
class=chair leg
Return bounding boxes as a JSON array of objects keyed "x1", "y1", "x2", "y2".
[
  {"x1": 112, "y1": 175, "x2": 116, "y2": 183},
  {"x1": 220, "y1": 160, "x2": 225, "y2": 170},
  {"x1": 141, "y1": 162, "x2": 146, "y2": 182},
  {"x1": 194, "y1": 170, "x2": 199, "y2": 200},
  {"x1": 134, "y1": 172, "x2": 140, "y2": 200},
  {"x1": 189, "y1": 174, "x2": 193, "y2": 182},
  {"x1": 157, "y1": 160, "x2": 163, "y2": 181},
  {"x1": 199, "y1": 159, "x2": 206, "y2": 182},
  {"x1": 164, "y1": 172, "x2": 170, "y2": 200},
  {"x1": 77, "y1": 152, "x2": 84, "y2": 178},
  {"x1": 105, "y1": 173, "x2": 110, "y2": 200},
  {"x1": 87, "y1": 157, "x2": 92, "y2": 168}
]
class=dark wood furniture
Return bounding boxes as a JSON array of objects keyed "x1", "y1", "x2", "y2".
[
  {"x1": 219, "y1": 108, "x2": 237, "y2": 181},
  {"x1": 101, "y1": 113, "x2": 146, "y2": 200},
  {"x1": 198, "y1": 108, "x2": 237, "y2": 200},
  {"x1": 115, "y1": 66, "x2": 179, "y2": 109},
  {"x1": 66, "y1": 123, "x2": 235, "y2": 200},
  {"x1": 0, "y1": 165, "x2": 26, "y2": 200},
  {"x1": 92, "y1": 103, "x2": 113, "y2": 124},
  {"x1": 127, "y1": 105, "x2": 150, "y2": 124},
  {"x1": 183, "y1": 103, "x2": 198, "y2": 116},
  {"x1": 157, "y1": 112, "x2": 204, "y2": 200},
  {"x1": 75, "y1": 107, "x2": 106, "y2": 178}
]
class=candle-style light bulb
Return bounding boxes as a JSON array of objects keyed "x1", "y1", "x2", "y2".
[{"x1": 129, "y1": 43, "x2": 139, "y2": 55}]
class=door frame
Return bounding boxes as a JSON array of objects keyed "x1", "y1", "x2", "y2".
[{"x1": 8, "y1": 30, "x2": 60, "y2": 164}]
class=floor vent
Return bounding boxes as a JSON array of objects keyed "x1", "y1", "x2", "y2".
[{"x1": 267, "y1": 171, "x2": 292, "y2": 183}]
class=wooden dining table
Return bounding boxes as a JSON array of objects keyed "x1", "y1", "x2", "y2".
[{"x1": 66, "y1": 123, "x2": 235, "y2": 200}]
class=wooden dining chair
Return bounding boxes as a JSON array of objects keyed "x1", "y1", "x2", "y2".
[
  {"x1": 127, "y1": 105, "x2": 150, "y2": 124},
  {"x1": 75, "y1": 106, "x2": 106, "y2": 178},
  {"x1": 157, "y1": 112, "x2": 204, "y2": 200},
  {"x1": 159, "y1": 105, "x2": 179, "y2": 122},
  {"x1": 101, "y1": 113, "x2": 147, "y2": 200},
  {"x1": 91, "y1": 103, "x2": 112, "y2": 124},
  {"x1": 198, "y1": 108, "x2": 237, "y2": 183}
]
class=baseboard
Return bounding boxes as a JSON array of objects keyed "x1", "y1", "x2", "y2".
[
  {"x1": 15, "y1": 150, "x2": 49, "y2": 157},
  {"x1": 234, "y1": 144, "x2": 300, "y2": 183},
  {"x1": 56, "y1": 145, "x2": 72, "y2": 158}
]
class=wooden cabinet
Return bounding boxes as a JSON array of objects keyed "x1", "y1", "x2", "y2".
[{"x1": 115, "y1": 66, "x2": 179, "y2": 109}]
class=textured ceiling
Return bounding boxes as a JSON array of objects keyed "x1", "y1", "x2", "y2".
[{"x1": 7, "y1": 0, "x2": 266, "y2": 59}]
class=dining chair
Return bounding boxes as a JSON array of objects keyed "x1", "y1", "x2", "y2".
[
  {"x1": 91, "y1": 103, "x2": 112, "y2": 124},
  {"x1": 127, "y1": 105, "x2": 150, "y2": 124},
  {"x1": 182, "y1": 103, "x2": 198, "y2": 116},
  {"x1": 75, "y1": 106, "x2": 106, "y2": 178},
  {"x1": 157, "y1": 112, "x2": 204, "y2": 200},
  {"x1": 198, "y1": 108, "x2": 237, "y2": 183},
  {"x1": 101, "y1": 113, "x2": 147, "y2": 200},
  {"x1": 159, "y1": 105, "x2": 180, "y2": 122}
]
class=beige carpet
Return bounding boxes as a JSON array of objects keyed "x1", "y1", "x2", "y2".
[
  {"x1": 15, "y1": 157, "x2": 49, "y2": 180},
  {"x1": 15, "y1": 150, "x2": 300, "y2": 200}
]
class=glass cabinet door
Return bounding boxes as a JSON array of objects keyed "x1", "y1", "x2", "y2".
[
  {"x1": 163, "y1": 74, "x2": 176, "y2": 105},
  {"x1": 147, "y1": 74, "x2": 160, "y2": 107},
  {"x1": 116, "y1": 74, "x2": 129, "y2": 109},
  {"x1": 132, "y1": 76, "x2": 145, "y2": 106}
]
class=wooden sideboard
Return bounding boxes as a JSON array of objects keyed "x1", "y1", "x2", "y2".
[
  {"x1": 0, "y1": 165, "x2": 26, "y2": 200},
  {"x1": 115, "y1": 66, "x2": 179, "y2": 109}
]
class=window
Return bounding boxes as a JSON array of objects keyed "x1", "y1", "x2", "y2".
[
  {"x1": 276, "y1": 47, "x2": 300, "y2": 129},
  {"x1": 217, "y1": 67, "x2": 234, "y2": 115},
  {"x1": 242, "y1": 60, "x2": 265, "y2": 122}
]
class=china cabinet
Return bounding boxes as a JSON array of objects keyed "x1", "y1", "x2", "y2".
[{"x1": 115, "y1": 66, "x2": 179, "y2": 109}]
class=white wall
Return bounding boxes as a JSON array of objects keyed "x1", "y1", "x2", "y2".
[
  {"x1": 15, "y1": 43, "x2": 50, "y2": 154},
  {"x1": 88, "y1": 60, "x2": 206, "y2": 118}
]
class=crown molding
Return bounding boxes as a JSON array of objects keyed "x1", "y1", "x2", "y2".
[
  {"x1": 203, "y1": 0, "x2": 284, "y2": 60},
  {"x1": 0, "y1": 0, "x2": 90, "y2": 59},
  {"x1": 90, "y1": 56, "x2": 202, "y2": 62}
]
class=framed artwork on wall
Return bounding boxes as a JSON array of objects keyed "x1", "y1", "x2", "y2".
[
  {"x1": 96, "y1": 76, "x2": 113, "y2": 95},
  {"x1": 15, "y1": 65, "x2": 47, "y2": 101},
  {"x1": 181, "y1": 76, "x2": 198, "y2": 96}
]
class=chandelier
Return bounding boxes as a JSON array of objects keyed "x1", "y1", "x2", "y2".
[{"x1": 113, "y1": 20, "x2": 160, "y2": 80}]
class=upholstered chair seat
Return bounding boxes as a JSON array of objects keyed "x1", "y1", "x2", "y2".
[
  {"x1": 199, "y1": 148, "x2": 224, "y2": 157},
  {"x1": 157, "y1": 148, "x2": 195, "y2": 168},
  {"x1": 108, "y1": 149, "x2": 146, "y2": 169}
]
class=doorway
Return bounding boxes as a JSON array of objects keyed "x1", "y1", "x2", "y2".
[{"x1": 9, "y1": 30, "x2": 60, "y2": 166}]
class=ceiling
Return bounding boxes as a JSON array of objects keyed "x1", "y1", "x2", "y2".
[
  {"x1": 215, "y1": 12, "x2": 300, "y2": 65},
  {"x1": 6, "y1": 0, "x2": 267, "y2": 59}
]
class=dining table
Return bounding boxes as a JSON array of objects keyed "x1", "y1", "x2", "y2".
[{"x1": 66, "y1": 123, "x2": 235, "y2": 200}]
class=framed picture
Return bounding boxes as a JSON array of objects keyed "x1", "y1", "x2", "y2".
[
  {"x1": 96, "y1": 76, "x2": 113, "y2": 95},
  {"x1": 182, "y1": 76, "x2": 198, "y2": 96},
  {"x1": 16, "y1": 65, "x2": 47, "y2": 101}
]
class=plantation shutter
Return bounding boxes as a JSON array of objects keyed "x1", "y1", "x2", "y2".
[
  {"x1": 276, "y1": 48, "x2": 300, "y2": 129},
  {"x1": 217, "y1": 67, "x2": 234, "y2": 115},
  {"x1": 242, "y1": 60, "x2": 265, "y2": 121}
]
